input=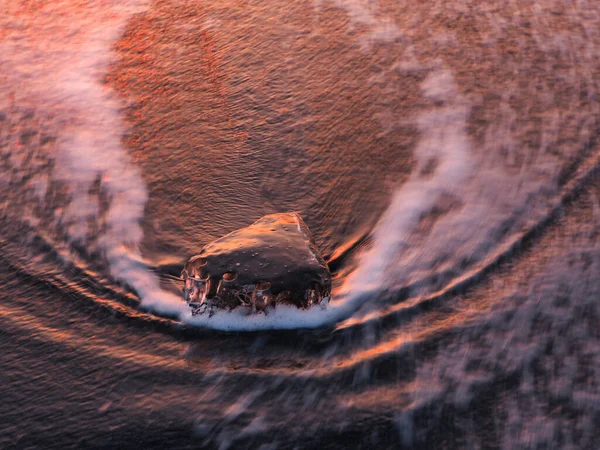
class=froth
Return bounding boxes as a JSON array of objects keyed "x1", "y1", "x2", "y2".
[
  {"x1": 339, "y1": 68, "x2": 472, "y2": 302},
  {"x1": 1, "y1": 0, "x2": 184, "y2": 315}
]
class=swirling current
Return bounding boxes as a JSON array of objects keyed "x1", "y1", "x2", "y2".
[{"x1": 2, "y1": 0, "x2": 600, "y2": 448}]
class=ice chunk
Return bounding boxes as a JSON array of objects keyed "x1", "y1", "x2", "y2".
[{"x1": 182, "y1": 213, "x2": 331, "y2": 315}]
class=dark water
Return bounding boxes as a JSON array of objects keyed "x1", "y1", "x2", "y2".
[{"x1": 2, "y1": 0, "x2": 600, "y2": 448}]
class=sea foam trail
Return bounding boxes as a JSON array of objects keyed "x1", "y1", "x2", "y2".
[
  {"x1": 0, "y1": 0, "x2": 184, "y2": 316},
  {"x1": 316, "y1": 1, "x2": 598, "y2": 322},
  {"x1": 340, "y1": 70, "x2": 472, "y2": 296}
]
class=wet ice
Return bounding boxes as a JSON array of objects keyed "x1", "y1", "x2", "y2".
[{"x1": 182, "y1": 213, "x2": 331, "y2": 314}]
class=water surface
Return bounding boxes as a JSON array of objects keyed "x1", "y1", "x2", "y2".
[{"x1": 2, "y1": 0, "x2": 600, "y2": 448}]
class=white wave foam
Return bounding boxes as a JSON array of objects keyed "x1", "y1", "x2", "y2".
[
  {"x1": 0, "y1": 0, "x2": 184, "y2": 315},
  {"x1": 324, "y1": 0, "x2": 599, "y2": 311},
  {"x1": 340, "y1": 69, "x2": 472, "y2": 296}
]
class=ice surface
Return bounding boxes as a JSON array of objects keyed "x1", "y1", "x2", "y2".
[{"x1": 182, "y1": 213, "x2": 331, "y2": 314}]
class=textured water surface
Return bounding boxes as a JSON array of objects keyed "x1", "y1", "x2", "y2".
[{"x1": 1, "y1": 0, "x2": 600, "y2": 448}]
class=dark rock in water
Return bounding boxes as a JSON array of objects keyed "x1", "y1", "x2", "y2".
[{"x1": 182, "y1": 213, "x2": 331, "y2": 315}]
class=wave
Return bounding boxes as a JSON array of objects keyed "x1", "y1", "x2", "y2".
[
  {"x1": 2, "y1": 0, "x2": 597, "y2": 335},
  {"x1": 0, "y1": 0, "x2": 185, "y2": 316}
]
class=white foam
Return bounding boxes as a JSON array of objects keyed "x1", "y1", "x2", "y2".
[
  {"x1": 310, "y1": 0, "x2": 596, "y2": 324},
  {"x1": 347, "y1": 69, "x2": 472, "y2": 288},
  {"x1": 0, "y1": 0, "x2": 184, "y2": 315}
]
